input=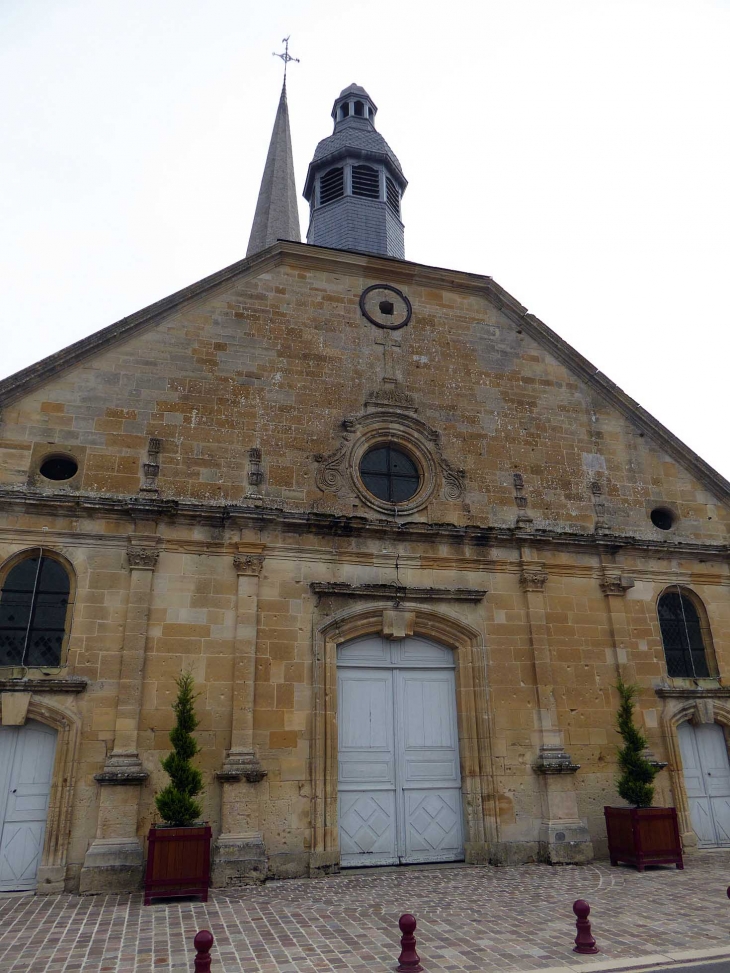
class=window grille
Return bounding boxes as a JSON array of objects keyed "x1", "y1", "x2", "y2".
[
  {"x1": 352, "y1": 165, "x2": 380, "y2": 199},
  {"x1": 360, "y1": 445, "x2": 420, "y2": 503},
  {"x1": 658, "y1": 590, "x2": 711, "y2": 678},
  {"x1": 386, "y1": 177, "x2": 400, "y2": 216},
  {"x1": 319, "y1": 167, "x2": 344, "y2": 206},
  {"x1": 0, "y1": 553, "x2": 71, "y2": 668}
]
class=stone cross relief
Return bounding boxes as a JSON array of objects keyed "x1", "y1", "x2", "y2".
[{"x1": 374, "y1": 329, "x2": 402, "y2": 385}]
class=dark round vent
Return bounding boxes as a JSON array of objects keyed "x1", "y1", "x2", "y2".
[
  {"x1": 40, "y1": 454, "x2": 78, "y2": 482},
  {"x1": 650, "y1": 507, "x2": 675, "y2": 530},
  {"x1": 360, "y1": 445, "x2": 420, "y2": 504}
]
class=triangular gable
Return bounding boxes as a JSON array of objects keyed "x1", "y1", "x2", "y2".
[{"x1": 2, "y1": 240, "x2": 728, "y2": 507}]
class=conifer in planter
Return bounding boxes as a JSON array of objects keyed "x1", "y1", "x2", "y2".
[
  {"x1": 144, "y1": 672, "x2": 211, "y2": 904},
  {"x1": 604, "y1": 680, "x2": 683, "y2": 870}
]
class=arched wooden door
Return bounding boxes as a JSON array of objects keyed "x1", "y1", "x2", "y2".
[
  {"x1": 337, "y1": 635, "x2": 464, "y2": 867},
  {"x1": 677, "y1": 721, "x2": 730, "y2": 847},
  {"x1": 0, "y1": 719, "x2": 57, "y2": 890}
]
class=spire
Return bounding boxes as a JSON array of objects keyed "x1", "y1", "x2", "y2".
[{"x1": 246, "y1": 81, "x2": 301, "y2": 257}]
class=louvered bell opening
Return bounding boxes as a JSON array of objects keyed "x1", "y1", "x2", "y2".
[
  {"x1": 319, "y1": 167, "x2": 344, "y2": 206},
  {"x1": 352, "y1": 165, "x2": 380, "y2": 199},
  {"x1": 386, "y1": 177, "x2": 400, "y2": 216}
]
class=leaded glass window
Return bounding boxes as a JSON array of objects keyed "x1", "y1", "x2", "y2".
[
  {"x1": 0, "y1": 554, "x2": 70, "y2": 668},
  {"x1": 658, "y1": 590, "x2": 710, "y2": 678}
]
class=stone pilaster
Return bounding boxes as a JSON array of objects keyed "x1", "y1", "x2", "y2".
[
  {"x1": 520, "y1": 558, "x2": 593, "y2": 864},
  {"x1": 211, "y1": 546, "x2": 268, "y2": 887},
  {"x1": 79, "y1": 537, "x2": 159, "y2": 893},
  {"x1": 600, "y1": 571, "x2": 636, "y2": 682}
]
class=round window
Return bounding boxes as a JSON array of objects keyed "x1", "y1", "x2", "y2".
[
  {"x1": 650, "y1": 507, "x2": 676, "y2": 531},
  {"x1": 359, "y1": 445, "x2": 420, "y2": 504},
  {"x1": 40, "y1": 454, "x2": 78, "y2": 482}
]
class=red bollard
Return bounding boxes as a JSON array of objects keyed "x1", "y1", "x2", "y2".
[
  {"x1": 193, "y1": 930, "x2": 214, "y2": 973},
  {"x1": 573, "y1": 900, "x2": 599, "y2": 955},
  {"x1": 396, "y1": 914, "x2": 423, "y2": 972}
]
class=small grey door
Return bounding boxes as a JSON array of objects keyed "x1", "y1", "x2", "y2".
[
  {"x1": 337, "y1": 635, "x2": 464, "y2": 867},
  {"x1": 678, "y1": 721, "x2": 730, "y2": 847},
  {"x1": 0, "y1": 720, "x2": 57, "y2": 891}
]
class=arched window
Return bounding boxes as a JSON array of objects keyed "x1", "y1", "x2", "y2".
[
  {"x1": 354, "y1": 100, "x2": 364, "y2": 117},
  {"x1": 0, "y1": 552, "x2": 71, "y2": 668},
  {"x1": 658, "y1": 588, "x2": 713, "y2": 678}
]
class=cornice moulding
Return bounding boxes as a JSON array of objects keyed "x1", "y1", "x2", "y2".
[
  {"x1": 0, "y1": 677, "x2": 87, "y2": 693},
  {"x1": 310, "y1": 582, "x2": 487, "y2": 601}
]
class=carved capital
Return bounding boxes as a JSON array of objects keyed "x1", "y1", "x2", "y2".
[
  {"x1": 233, "y1": 553, "x2": 264, "y2": 577},
  {"x1": 600, "y1": 574, "x2": 635, "y2": 596},
  {"x1": 94, "y1": 751, "x2": 149, "y2": 785},
  {"x1": 126, "y1": 547, "x2": 160, "y2": 570},
  {"x1": 520, "y1": 565, "x2": 548, "y2": 592},
  {"x1": 534, "y1": 745, "x2": 580, "y2": 775},
  {"x1": 216, "y1": 749, "x2": 267, "y2": 783}
]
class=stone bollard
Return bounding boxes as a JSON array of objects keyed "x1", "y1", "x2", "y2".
[
  {"x1": 573, "y1": 900, "x2": 599, "y2": 954},
  {"x1": 193, "y1": 930, "x2": 214, "y2": 973},
  {"x1": 396, "y1": 914, "x2": 424, "y2": 972}
]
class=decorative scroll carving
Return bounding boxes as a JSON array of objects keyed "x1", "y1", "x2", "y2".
[
  {"x1": 233, "y1": 553, "x2": 264, "y2": 576},
  {"x1": 313, "y1": 398, "x2": 467, "y2": 513},
  {"x1": 365, "y1": 383, "x2": 416, "y2": 411},
  {"x1": 440, "y1": 461, "x2": 466, "y2": 502},
  {"x1": 248, "y1": 447, "x2": 264, "y2": 487},
  {"x1": 600, "y1": 574, "x2": 635, "y2": 596},
  {"x1": 139, "y1": 438, "x2": 161, "y2": 495},
  {"x1": 126, "y1": 547, "x2": 160, "y2": 570},
  {"x1": 314, "y1": 443, "x2": 349, "y2": 494}
]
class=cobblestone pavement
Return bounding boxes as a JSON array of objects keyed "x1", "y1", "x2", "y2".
[{"x1": 2, "y1": 854, "x2": 730, "y2": 973}]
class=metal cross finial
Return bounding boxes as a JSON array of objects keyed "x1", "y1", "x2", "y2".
[{"x1": 273, "y1": 36, "x2": 300, "y2": 82}]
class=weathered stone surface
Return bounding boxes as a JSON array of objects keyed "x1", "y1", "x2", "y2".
[{"x1": 0, "y1": 241, "x2": 729, "y2": 893}]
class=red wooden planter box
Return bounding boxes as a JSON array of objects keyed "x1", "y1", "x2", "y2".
[
  {"x1": 604, "y1": 806, "x2": 683, "y2": 871},
  {"x1": 144, "y1": 825, "x2": 211, "y2": 904}
]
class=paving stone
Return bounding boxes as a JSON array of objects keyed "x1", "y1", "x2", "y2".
[{"x1": 2, "y1": 855, "x2": 730, "y2": 973}]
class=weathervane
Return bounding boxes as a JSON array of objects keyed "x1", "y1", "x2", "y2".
[{"x1": 273, "y1": 36, "x2": 300, "y2": 83}]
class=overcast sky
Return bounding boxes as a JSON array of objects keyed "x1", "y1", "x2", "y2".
[{"x1": 2, "y1": 1, "x2": 729, "y2": 478}]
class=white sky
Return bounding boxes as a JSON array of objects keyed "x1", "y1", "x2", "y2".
[{"x1": 2, "y1": 1, "x2": 729, "y2": 478}]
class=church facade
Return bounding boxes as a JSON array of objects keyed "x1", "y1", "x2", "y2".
[{"x1": 1, "y1": 82, "x2": 730, "y2": 895}]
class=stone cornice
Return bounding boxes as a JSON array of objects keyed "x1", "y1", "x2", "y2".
[
  {"x1": 0, "y1": 487, "x2": 728, "y2": 558},
  {"x1": 0, "y1": 677, "x2": 87, "y2": 693},
  {"x1": 310, "y1": 582, "x2": 487, "y2": 601},
  {"x1": 655, "y1": 686, "x2": 730, "y2": 698}
]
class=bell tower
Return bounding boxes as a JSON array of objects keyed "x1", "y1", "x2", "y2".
[{"x1": 303, "y1": 84, "x2": 407, "y2": 258}]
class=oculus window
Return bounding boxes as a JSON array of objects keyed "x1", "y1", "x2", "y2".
[
  {"x1": 359, "y1": 445, "x2": 420, "y2": 504},
  {"x1": 0, "y1": 554, "x2": 71, "y2": 668}
]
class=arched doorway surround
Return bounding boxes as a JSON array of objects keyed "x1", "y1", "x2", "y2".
[
  {"x1": 659, "y1": 695, "x2": 730, "y2": 850},
  {"x1": 0, "y1": 694, "x2": 81, "y2": 894},
  {"x1": 311, "y1": 604, "x2": 499, "y2": 871}
]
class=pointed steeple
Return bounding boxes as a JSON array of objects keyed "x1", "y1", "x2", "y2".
[{"x1": 246, "y1": 82, "x2": 301, "y2": 257}]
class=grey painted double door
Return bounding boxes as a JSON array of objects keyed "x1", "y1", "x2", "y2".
[
  {"x1": 678, "y1": 721, "x2": 730, "y2": 847},
  {"x1": 0, "y1": 720, "x2": 57, "y2": 891},
  {"x1": 337, "y1": 636, "x2": 464, "y2": 867}
]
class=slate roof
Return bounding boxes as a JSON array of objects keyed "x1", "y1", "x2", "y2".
[
  {"x1": 246, "y1": 82, "x2": 301, "y2": 257},
  {"x1": 311, "y1": 127, "x2": 403, "y2": 174}
]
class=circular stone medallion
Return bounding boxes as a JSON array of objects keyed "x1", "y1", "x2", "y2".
[{"x1": 359, "y1": 284, "x2": 412, "y2": 331}]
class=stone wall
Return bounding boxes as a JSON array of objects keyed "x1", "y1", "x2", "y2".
[{"x1": 0, "y1": 242, "x2": 728, "y2": 891}]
